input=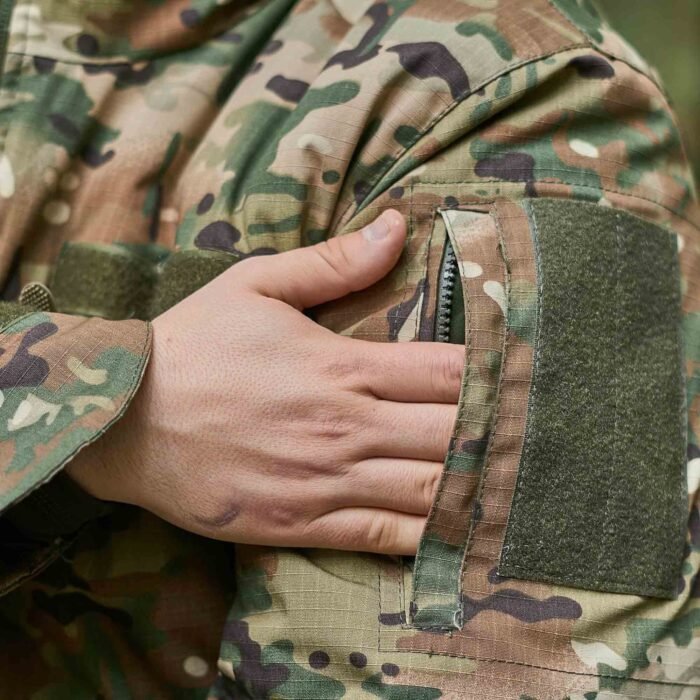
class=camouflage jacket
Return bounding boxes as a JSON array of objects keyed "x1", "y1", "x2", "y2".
[{"x1": 0, "y1": 0, "x2": 699, "y2": 698}]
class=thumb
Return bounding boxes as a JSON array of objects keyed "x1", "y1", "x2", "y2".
[{"x1": 235, "y1": 209, "x2": 407, "y2": 309}]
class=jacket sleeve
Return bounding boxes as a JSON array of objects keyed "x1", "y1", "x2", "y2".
[{"x1": 0, "y1": 301, "x2": 151, "y2": 592}]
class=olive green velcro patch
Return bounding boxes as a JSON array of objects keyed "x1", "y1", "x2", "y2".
[
  {"x1": 51, "y1": 242, "x2": 167, "y2": 320},
  {"x1": 147, "y1": 249, "x2": 237, "y2": 318},
  {"x1": 499, "y1": 199, "x2": 686, "y2": 599},
  {"x1": 48, "y1": 243, "x2": 238, "y2": 320}
]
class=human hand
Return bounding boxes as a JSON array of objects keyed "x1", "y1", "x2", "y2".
[{"x1": 68, "y1": 210, "x2": 463, "y2": 554}]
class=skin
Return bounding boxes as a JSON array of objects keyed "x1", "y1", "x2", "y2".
[{"x1": 68, "y1": 210, "x2": 464, "y2": 555}]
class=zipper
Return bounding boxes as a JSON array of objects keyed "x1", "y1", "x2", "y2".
[{"x1": 435, "y1": 238, "x2": 458, "y2": 343}]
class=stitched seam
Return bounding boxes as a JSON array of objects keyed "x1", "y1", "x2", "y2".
[
  {"x1": 545, "y1": 0, "x2": 667, "y2": 96},
  {"x1": 498, "y1": 203, "x2": 687, "y2": 594},
  {"x1": 485, "y1": 201, "x2": 534, "y2": 577},
  {"x1": 410, "y1": 204, "x2": 500, "y2": 627},
  {"x1": 398, "y1": 560, "x2": 407, "y2": 629},
  {"x1": 335, "y1": 41, "x2": 590, "y2": 230},
  {"x1": 458, "y1": 203, "x2": 510, "y2": 613},
  {"x1": 403, "y1": 181, "x2": 415, "y2": 337},
  {"x1": 409, "y1": 205, "x2": 473, "y2": 621},
  {"x1": 377, "y1": 569, "x2": 381, "y2": 652},
  {"x1": 494, "y1": 202, "x2": 538, "y2": 577},
  {"x1": 409, "y1": 206, "x2": 464, "y2": 603},
  {"x1": 380, "y1": 640, "x2": 700, "y2": 688},
  {"x1": 399, "y1": 201, "x2": 441, "y2": 626},
  {"x1": 421, "y1": 205, "x2": 441, "y2": 342},
  {"x1": 0, "y1": 538, "x2": 65, "y2": 596},
  {"x1": 500, "y1": 201, "x2": 543, "y2": 570},
  {"x1": 597, "y1": 214, "x2": 621, "y2": 582}
]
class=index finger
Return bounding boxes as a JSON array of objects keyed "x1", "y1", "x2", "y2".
[{"x1": 354, "y1": 339, "x2": 465, "y2": 404}]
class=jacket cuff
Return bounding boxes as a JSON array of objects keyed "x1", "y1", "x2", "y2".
[{"x1": 0, "y1": 310, "x2": 151, "y2": 513}]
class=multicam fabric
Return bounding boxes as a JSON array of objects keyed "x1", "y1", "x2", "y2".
[
  {"x1": 0, "y1": 0, "x2": 698, "y2": 698},
  {"x1": 410, "y1": 206, "x2": 508, "y2": 630},
  {"x1": 0, "y1": 312, "x2": 150, "y2": 507}
]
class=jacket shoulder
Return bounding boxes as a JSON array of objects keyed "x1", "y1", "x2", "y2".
[{"x1": 548, "y1": 0, "x2": 660, "y2": 83}]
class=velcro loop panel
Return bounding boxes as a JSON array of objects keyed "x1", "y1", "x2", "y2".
[
  {"x1": 51, "y1": 242, "x2": 167, "y2": 320},
  {"x1": 148, "y1": 249, "x2": 238, "y2": 318},
  {"x1": 499, "y1": 198, "x2": 687, "y2": 599},
  {"x1": 48, "y1": 243, "x2": 239, "y2": 321}
]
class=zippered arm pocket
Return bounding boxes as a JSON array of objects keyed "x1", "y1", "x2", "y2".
[
  {"x1": 412, "y1": 206, "x2": 506, "y2": 629},
  {"x1": 410, "y1": 197, "x2": 687, "y2": 634}
]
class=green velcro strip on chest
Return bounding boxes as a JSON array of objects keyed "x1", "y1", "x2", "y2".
[
  {"x1": 48, "y1": 243, "x2": 238, "y2": 320},
  {"x1": 499, "y1": 198, "x2": 687, "y2": 599},
  {"x1": 147, "y1": 249, "x2": 238, "y2": 319},
  {"x1": 51, "y1": 242, "x2": 167, "y2": 320}
]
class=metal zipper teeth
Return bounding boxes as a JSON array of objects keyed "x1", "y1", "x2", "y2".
[{"x1": 436, "y1": 240, "x2": 457, "y2": 343}]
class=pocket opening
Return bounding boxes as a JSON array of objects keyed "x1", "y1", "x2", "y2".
[
  {"x1": 410, "y1": 204, "x2": 506, "y2": 631},
  {"x1": 387, "y1": 198, "x2": 688, "y2": 665}
]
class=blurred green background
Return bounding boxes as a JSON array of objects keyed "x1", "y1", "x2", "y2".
[{"x1": 599, "y1": 0, "x2": 700, "y2": 184}]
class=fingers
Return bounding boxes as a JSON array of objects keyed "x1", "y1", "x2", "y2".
[
  {"x1": 365, "y1": 401, "x2": 457, "y2": 462},
  {"x1": 233, "y1": 209, "x2": 407, "y2": 309},
  {"x1": 356, "y1": 340, "x2": 465, "y2": 403},
  {"x1": 304, "y1": 508, "x2": 426, "y2": 555},
  {"x1": 339, "y1": 458, "x2": 443, "y2": 515}
]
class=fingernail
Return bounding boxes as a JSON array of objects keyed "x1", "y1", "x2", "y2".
[{"x1": 362, "y1": 212, "x2": 391, "y2": 242}]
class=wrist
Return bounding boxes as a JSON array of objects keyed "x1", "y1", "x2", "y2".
[
  {"x1": 66, "y1": 360, "x2": 150, "y2": 506},
  {"x1": 65, "y1": 424, "x2": 120, "y2": 501}
]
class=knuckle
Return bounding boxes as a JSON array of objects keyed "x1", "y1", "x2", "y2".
[
  {"x1": 313, "y1": 240, "x2": 352, "y2": 291},
  {"x1": 306, "y1": 397, "x2": 365, "y2": 442},
  {"x1": 365, "y1": 513, "x2": 397, "y2": 551},
  {"x1": 267, "y1": 502, "x2": 300, "y2": 530},
  {"x1": 310, "y1": 405, "x2": 354, "y2": 441},
  {"x1": 448, "y1": 347, "x2": 466, "y2": 384},
  {"x1": 432, "y1": 408, "x2": 456, "y2": 457},
  {"x1": 442, "y1": 412, "x2": 457, "y2": 451},
  {"x1": 433, "y1": 348, "x2": 464, "y2": 393},
  {"x1": 323, "y1": 352, "x2": 364, "y2": 383},
  {"x1": 421, "y1": 469, "x2": 442, "y2": 510},
  {"x1": 300, "y1": 511, "x2": 345, "y2": 548}
]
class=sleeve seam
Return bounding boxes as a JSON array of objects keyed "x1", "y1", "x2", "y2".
[
  {"x1": 544, "y1": 0, "x2": 668, "y2": 97},
  {"x1": 338, "y1": 42, "x2": 592, "y2": 228}
]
